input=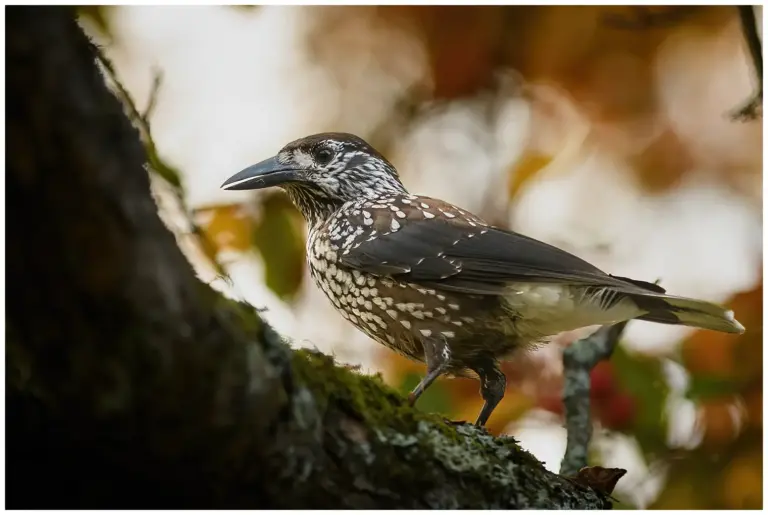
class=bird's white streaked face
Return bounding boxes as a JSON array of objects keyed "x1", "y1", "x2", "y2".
[
  {"x1": 221, "y1": 132, "x2": 409, "y2": 226},
  {"x1": 276, "y1": 135, "x2": 406, "y2": 203}
]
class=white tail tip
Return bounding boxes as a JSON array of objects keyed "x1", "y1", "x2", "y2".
[{"x1": 724, "y1": 310, "x2": 746, "y2": 333}]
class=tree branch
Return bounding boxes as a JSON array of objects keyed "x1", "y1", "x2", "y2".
[
  {"x1": 730, "y1": 5, "x2": 762, "y2": 121},
  {"x1": 560, "y1": 322, "x2": 628, "y2": 476},
  {"x1": 6, "y1": 6, "x2": 609, "y2": 509}
]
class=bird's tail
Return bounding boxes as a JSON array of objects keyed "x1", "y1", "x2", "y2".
[{"x1": 632, "y1": 293, "x2": 745, "y2": 334}]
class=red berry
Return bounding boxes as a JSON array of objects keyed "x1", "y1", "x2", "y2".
[
  {"x1": 538, "y1": 393, "x2": 564, "y2": 416},
  {"x1": 598, "y1": 393, "x2": 637, "y2": 431},
  {"x1": 590, "y1": 361, "x2": 616, "y2": 400}
]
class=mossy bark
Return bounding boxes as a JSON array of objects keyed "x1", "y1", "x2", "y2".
[{"x1": 5, "y1": 6, "x2": 610, "y2": 509}]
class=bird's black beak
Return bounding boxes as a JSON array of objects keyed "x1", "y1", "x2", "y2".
[{"x1": 221, "y1": 156, "x2": 299, "y2": 191}]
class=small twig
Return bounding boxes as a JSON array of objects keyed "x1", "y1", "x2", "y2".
[
  {"x1": 559, "y1": 321, "x2": 628, "y2": 477},
  {"x1": 730, "y1": 5, "x2": 763, "y2": 121},
  {"x1": 142, "y1": 68, "x2": 163, "y2": 123},
  {"x1": 92, "y1": 44, "x2": 230, "y2": 281}
]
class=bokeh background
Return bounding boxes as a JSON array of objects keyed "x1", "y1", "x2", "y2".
[{"x1": 81, "y1": 5, "x2": 762, "y2": 509}]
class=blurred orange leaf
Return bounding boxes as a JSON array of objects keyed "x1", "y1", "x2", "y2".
[
  {"x1": 195, "y1": 203, "x2": 253, "y2": 254},
  {"x1": 698, "y1": 397, "x2": 739, "y2": 448},
  {"x1": 742, "y1": 386, "x2": 761, "y2": 430},
  {"x1": 508, "y1": 152, "x2": 552, "y2": 201},
  {"x1": 720, "y1": 451, "x2": 762, "y2": 509},
  {"x1": 681, "y1": 329, "x2": 738, "y2": 378}
]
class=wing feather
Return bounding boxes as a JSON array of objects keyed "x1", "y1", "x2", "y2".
[{"x1": 336, "y1": 196, "x2": 665, "y2": 296}]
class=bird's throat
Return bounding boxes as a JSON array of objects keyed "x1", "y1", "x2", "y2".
[{"x1": 284, "y1": 185, "x2": 344, "y2": 226}]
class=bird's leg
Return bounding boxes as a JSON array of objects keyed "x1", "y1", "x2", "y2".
[
  {"x1": 408, "y1": 337, "x2": 451, "y2": 407},
  {"x1": 472, "y1": 360, "x2": 507, "y2": 427}
]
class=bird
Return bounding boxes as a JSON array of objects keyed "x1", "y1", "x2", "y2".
[{"x1": 221, "y1": 132, "x2": 745, "y2": 427}]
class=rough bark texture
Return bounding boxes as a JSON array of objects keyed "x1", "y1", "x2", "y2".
[{"x1": 5, "y1": 7, "x2": 610, "y2": 509}]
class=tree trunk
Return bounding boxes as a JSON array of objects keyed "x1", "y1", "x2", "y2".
[{"x1": 5, "y1": 6, "x2": 609, "y2": 509}]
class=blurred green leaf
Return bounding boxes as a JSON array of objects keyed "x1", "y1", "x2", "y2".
[
  {"x1": 685, "y1": 375, "x2": 748, "y2": 401},
  {"x1": 398, "y1": 372, "x2": 454, "y2": 416},
  {"x1": 252, "y1": 194, "x2": 306, "y2": 301},
  {"x1": 78, "y1": 6, "x2": 112, "y2": 38},
  {"x1": 611, "y1": 344, "x2": 669, "y2": 456}
]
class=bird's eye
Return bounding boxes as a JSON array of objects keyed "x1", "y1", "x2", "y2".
[{"x1": 315, "y1": 148, "x2": 334, "y2": 165}]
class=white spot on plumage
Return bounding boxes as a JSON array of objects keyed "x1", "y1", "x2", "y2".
[
  {"x1": 423, "y1": 211, "x2": 435, "y2": 219},
  {"x1": 420, "y1": 329, "x2": 432, "y2": 337},
  {"x1": 391, "y1": 219, "x2": 400, "y2": 231},
  {"x1": 401, "y1": 320, "x2": 411, "y2": 329}
]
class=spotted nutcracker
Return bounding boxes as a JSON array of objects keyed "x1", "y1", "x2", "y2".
[{"x1": 221, "y1": 132, "x2": 745, "y2": 427}]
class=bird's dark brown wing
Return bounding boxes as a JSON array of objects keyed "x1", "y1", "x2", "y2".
[{"x1": 336, "y1": 196, "x2": 665, "y2": 296}]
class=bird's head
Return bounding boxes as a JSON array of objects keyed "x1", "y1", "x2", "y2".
[{"x1": 222, "y1": 132, "x2": 407, "y2": 225}]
